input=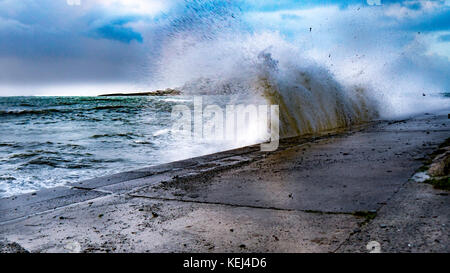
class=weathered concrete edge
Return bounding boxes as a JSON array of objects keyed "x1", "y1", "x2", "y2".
[{"x1": 0, "y1": 121, "x2": 376, "y2": 224}]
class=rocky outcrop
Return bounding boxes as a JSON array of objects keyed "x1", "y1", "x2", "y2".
[
  {"x1": 99, "y1": 88, "x2": 181, "y2": 97},
  {"x1": 428, "y1": 148, "x2": 449, "y2": 177},
  {"x1": 425, "y1": 139, "x2": 450, "y2": 191}
]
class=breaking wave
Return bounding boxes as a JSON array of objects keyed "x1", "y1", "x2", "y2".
[
  {"x1": 148, "y1": 0, "x2": 449, "y2": 139},
  {"x1": 155, "y1": 31, "x2": 378, "y2": 138}
]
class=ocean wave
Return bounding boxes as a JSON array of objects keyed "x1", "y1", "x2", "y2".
[
  {"x1": 9, "y1": 152, "x2": 41, "y2": 159},
  {"x1": 165, "y1": 33, "x2": 378, "y2": 139},
  {"x1": 0, "y1": 108, "x2": 70, "y2": 117},
  {"x1": 153, "y1": 129, "x2": 171, "y2": 137},
  {"x1": 90, "y1": 133, "x2": 141, "y2": 139},
  {"x1": 0, "y1": 176, "x2": 16, "y2": 181},
  {"x1": 85, "y1": 158, "x2": 125, "y2": 164},
  {"x1": 24, "y1": 156, "x2": 72, "y2": 168},
  {"x1": 0, "y1": 143, "x2": 20, "y2": 148},
  {"x1": 133, "y1": 140, "x2": 155, "y2": 145},
  {"x1": 0, "y1": 105, "x2": 131, "y2": 117},
  {"x1": 91, "y1": 105, "x2": 127, "y2": 110}
]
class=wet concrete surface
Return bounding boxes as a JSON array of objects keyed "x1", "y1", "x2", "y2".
[{"x1": 0, "y1": 113, "x2": 448, "y2": 252}]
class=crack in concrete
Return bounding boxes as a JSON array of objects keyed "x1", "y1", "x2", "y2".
[
  {"x1": 127, "y1": 193, "x2": 360, "y2": 217},
  {"x1": 71, "y1": 187, "x2": 113, "y2": 195}
]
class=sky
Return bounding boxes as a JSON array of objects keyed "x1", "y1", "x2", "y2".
[{"x1": 0, "y1": 0, "x2": 449, "y2": 96}]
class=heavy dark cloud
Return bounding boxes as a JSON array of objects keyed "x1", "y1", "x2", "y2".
[{"x1": 0, "y1": 0, "x2": 449, "y2": 95}]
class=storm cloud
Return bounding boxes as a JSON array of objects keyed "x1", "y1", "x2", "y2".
[{"x1": 0, "y1": 0, "x2": 449, "y2": 95}]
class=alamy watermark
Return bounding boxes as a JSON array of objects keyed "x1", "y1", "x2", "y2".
[{"x1": 171, "y1": 97, "x2": 279, "y2": 152}]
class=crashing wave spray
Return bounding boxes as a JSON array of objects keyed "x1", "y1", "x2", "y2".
[
  {"x1": 253, "y1": 48, "x2": 377, "y2": 137},
  {"x1": 155, "y1": 38, "x2": 377, "y2": 139},
  {"x1": 152, "y1": 1, "x2": 440, "y2": 140}
]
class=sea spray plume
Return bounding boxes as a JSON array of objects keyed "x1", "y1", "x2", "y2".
[
  {"x1": 157, "y1": 30, "x2": 378, "y2": 138},
  {"x1": 163, "y1": 0, "x2": 245, "y2": 41},
  {"x1": 275, "y1": 2, "x2": 450, "y2": 118},
  {"x1": 133, "y1": 0, "x2": 238, "y2": 83},
  {"x1": 152, "y1": 1, "x2": 379, "y2": 139},
  {"x1": 253, "y1": 48, "x2": 378, "y2": 137},
  {"x1": 152, "y1": 0, "x2": 248, "y2": 88}
]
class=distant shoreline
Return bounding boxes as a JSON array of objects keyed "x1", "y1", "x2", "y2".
[{"x1": 98, "y1": 88, "x2": 181, "y2": 97}]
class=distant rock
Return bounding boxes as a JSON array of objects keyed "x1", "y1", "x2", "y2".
[{"x1": 99, "y1": 88, "x2": 181, "y2": 97}]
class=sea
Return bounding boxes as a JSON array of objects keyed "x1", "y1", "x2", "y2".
[{"x1": 0, "y1": 95, "x2": 249, "y2": 197}]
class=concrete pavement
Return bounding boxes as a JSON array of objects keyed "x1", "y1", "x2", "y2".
[{"x1": 0, "y1": 113, "x2": 448, "y2": 253}]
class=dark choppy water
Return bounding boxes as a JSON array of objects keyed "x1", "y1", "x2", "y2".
[{"x1": 0, "y1": 96, "x2": 198, "y2": 197}]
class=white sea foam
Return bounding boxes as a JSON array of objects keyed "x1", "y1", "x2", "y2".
[{"x1": 150, "y1": 1, "x2": 449, "y2": 140}]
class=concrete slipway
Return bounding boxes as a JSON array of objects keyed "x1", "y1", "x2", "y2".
[{"x1": 0, "y1": 113, "x2": 448, "y2": 253}]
